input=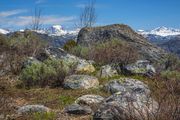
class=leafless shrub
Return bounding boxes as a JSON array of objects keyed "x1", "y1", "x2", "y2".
[
  {"x1": 76, "y1": 0, "x2": 97, "y2": 28},
  {"x1": 30, "y1": 7, "x2": 43, "y2": 30}
]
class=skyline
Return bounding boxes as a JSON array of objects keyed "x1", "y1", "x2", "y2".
[{"x1": 0, "y1": 0, "x2": 180, "y2": 30}]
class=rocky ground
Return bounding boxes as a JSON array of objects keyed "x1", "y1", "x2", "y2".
[{"x1": 0, "y1": 49, "x2": 162, "y2": 120}]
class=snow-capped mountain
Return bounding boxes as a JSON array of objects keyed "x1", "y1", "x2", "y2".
[
  {"x1": 137, "y1": 27, "x2": 180, "y2": 44},
  {"x1": 138, "y1": 27, "x2": 180, "y2": 57},
  {"x1": 20, "y1": 25, "x2": 80, "y2": 37},
  {"x1": 0, "y1": 28, "x2": 10, "y2": 34},
  {"x1": 45, "y1": 25, "x2": 79, "y2": 36},
  {"x1": 138, "y1": 27, "x2": 180, "y2": 37}
]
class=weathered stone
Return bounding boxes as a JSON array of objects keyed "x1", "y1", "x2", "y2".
[
  {"x1": 125, "y1": 60, "x2": 156, "y2": 77},
  {"x1": 104, "y1": 78, "x2": 150, "y2": 95},
  {"x1": 93, "y1": 92, "x2": 158, "y2": 120},
  {"x1": 75, "y1": 60, "x2": 95, "y2": 74},
  {"x1": 63, "y1": 75, "x2": 99, "y2": 89},
  {"x1": 64, "y1": 104, "x2": 92, "y2": 115},
  {"x1": 94, "y1": 77, "x2": 157, "y2": 120},
  {"x1": 97, "y1": 65, "x2": 118, "y2": 78},
  {"x1": 17, "y1": 105, "x2": 50, "y2": 114},
  {"x1": 75, "y1": 95, "x2": 104, "y2": 106}
]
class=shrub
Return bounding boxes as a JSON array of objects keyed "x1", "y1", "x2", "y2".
[
  {"x1": 20, "y1": 62, "x2": 56, "y2": 88},
  {"x1": 157, "y1": 54, "x2": 180, "y2": 72},
  {"x1": 69, "y1": 45, "x2": 90, "y2": 59},
  {"x1": 63, "y1": 40, "x2": 77, "y2": 52},
  {"x1": 44, "y1": 58, "x2": 69, "y2": 87},
  {"x1": 20, "y1": 58, "x2": 68, "y2": 88}
]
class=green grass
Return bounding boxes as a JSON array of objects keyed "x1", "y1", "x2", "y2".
[
  {"x1": 33, "y1": 112, "x2": 56, "y2": 120},
  {"x1": 59, "y1": 95, "x2": 75, "y2": 108}
]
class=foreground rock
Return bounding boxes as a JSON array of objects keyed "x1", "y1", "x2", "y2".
[
  {"x1": 93, "y1": 92, "x2": 158, "y2": 120},
  {"x1": 125, "y1": 60, "x2": 156, "y2": 77},
  {"x1": 17, "y1": 105, "x2": 50, "y2": 114},
  {"x1": 104, "y1": 78, "x2": 150, "y2": 95},
  {"x1": 64, "y1": 104, "x2": 92, "y2": 115},
  {"x1": 63, "y1": 75, "x2": 99, "y2": 89},
  {"x1": 75, "y1": 95, "x2": 104, "y2": 106},
  {"x1": 97, "y1": 65, "x2": 118, "y2": 78}
]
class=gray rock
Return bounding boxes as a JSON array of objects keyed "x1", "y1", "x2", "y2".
[
  {"x1": 17, "y1": 105, "x2": 50, "y2": 114},
  {"x1": 93, "y1": 92, "x2": 158, "y2": 120},
  {"x1": 63, "y1": 75, "x2": 99, "y2": 89},
  {"x1": 64, "y1": 104, "x2": 92, "y2": 115},
  {"x1": 125, "y1": 60, "x2": 156, "y2": 77},
  {"x1": 98, "y1": 65, "x2": 118, "y2": 78},
  {"x1": 75, "y1": 95, "x2": 104, "y2": 106},
  {"x1": 94, "y1": 78, "x2": 157, "y2": 120},
  {"x1": 104, "y1": 78, "x2": 150, "y2": 95},
  {"x1": 45, "y1": 47, "x2": 96, "y2": 74},
  {"x1": 77, "y1": 24, "x2": 166, "y2": 62}
]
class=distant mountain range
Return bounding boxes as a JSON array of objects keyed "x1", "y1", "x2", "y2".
[
  {"x1": 0, "y1": 25, "x2": 80, "y2": 36},
  {"x1": 138, "y1": 27, "x2": 180, "y2": 57},
  {"x1": 0, "y1": 25, "x2": 80, "y2": 47}
]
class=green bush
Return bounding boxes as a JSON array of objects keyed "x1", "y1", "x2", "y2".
[
  {"x1": 20, "y1": 62, "x2": 56, "y2": 88},
  {"x1": 20, "y1": 58, "x2": 68, "y2": 88},
  {"x1": 44, "y1": 58, "x2": 69, "y2": 87},
  {"x1": 63, "y1": 40, "x2": 77, "y2": 51}
]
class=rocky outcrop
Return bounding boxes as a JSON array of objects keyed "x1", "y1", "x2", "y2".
[
  {"x1": 104, "y1": 78, "x2": 150, "y2": 95},
  {"x1": 17, "y1": 105, "x2": 50, "y2": 114},
  {"x1": 63, "y1": 75, "x2": 99, "y2": 89},
  {"x1": 125, "y1": 60, "x2": 156, "y2": 77},
  {"x1": 77, "y1": 24, "x2": 166, "y2": 62},
  {"x1": 75, "y1": 95, "x2": 104, "y2": 106},
  {"x1": 64, "y1": 103, "x2": 92, "y2": 115},
  {"x1": 97, "y1": 65, "x2": 118, "y2": 78}
]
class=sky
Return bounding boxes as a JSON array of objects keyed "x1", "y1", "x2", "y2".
[{"x1": 0, "y1": 0, "x2": 180, "y2": 30}]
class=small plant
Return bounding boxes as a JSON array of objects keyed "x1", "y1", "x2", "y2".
[
  {"x1": 59, "y1": 95, "x2": 75, "y2": 107},
  {"x1": 33, "y1": 112, "x2": 56, "y2": 120}
]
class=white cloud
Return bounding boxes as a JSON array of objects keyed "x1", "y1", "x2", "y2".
[
  {"x1": 0, "y1": 15, "x2": 76, "y2": 28},
  {"x1": 0, "y1": 9, "x2": 27, "y2": 17},
  {"x1": 35, "y1": 0, "x2": 46, "y2": 4},
  {"x1": 42, "y1": 15, "x2": 76, "y2": 25}
]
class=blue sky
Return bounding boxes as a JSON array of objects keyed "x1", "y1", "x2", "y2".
[{"x1": 0, "y1": 0, "x2": 180, "y2": 30}]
